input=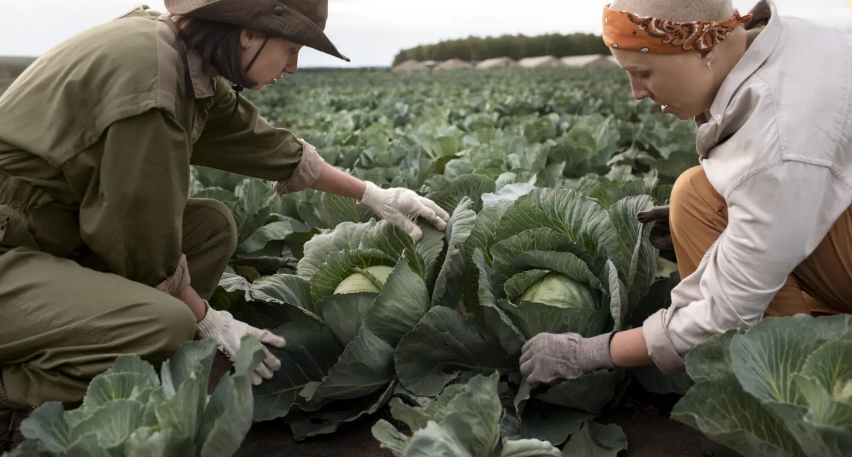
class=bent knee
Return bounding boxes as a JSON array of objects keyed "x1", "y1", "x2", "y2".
[
  {"x1": 186, "y1": 198, "x2": 238, "y2": 251},
  {"x1": 141, "y1": 296, "x2": 197, "y2": 357},
  {"x1": 669, "y1": 166, "x2": 724, "y2": 226}
]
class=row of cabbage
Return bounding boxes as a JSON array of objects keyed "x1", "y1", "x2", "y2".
[{"x1": 8, "y1": 68, "x2": 852, "y2": 457}]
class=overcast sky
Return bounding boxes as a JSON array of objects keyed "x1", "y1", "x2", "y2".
[{"x1": 1, "y1": 0, "x2": 850, "y2": 67}]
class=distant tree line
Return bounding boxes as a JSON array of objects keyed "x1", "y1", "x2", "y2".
[
  {"x1": 392, "y1": 33, "x2": 610, "y2": 66},
  {"x1": 0, "y1": 56, "x2": 36, "y2": 83}
]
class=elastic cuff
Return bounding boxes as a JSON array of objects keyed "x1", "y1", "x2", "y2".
[
  {"x1": 642, "y1": 309, "x2": 686, "y2": 375},
  {"x1": 358, "y1": 181, "x2": 382, "y2": 207},
  {"x1": 272, "y1": 139, "x2": 327, "y2": 195},
  {"x1": 195, "y1": 303, "x2": 219, "y2": 336},
  {"x1": 155, "y1": 253, "x2": 191, "y2": 296}
]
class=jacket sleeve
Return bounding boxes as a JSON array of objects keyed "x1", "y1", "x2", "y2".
[
  {"x1": 189, "y1": 78, "x2": 326, "y2": 194},
  {"x1": 642, "y1": 161, "x2": 838, "y2": 375},
  {"x1": 72, "y1": 109, "x2": 189, "y2": 289}
]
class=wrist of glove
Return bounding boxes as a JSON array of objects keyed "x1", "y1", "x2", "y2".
[
  {"x1": 358, "y1": 181, "x2": 449, "y2": 242},
  {"x1": 196, "y1": 301, "x2": 287, "y2": 386},
  {"x1": 519, "y1": 332, "x2": 616, "y2": 386}
]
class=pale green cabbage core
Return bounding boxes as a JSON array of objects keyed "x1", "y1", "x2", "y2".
[
  {"x1": 334, "y1": 265, "x2": 395, "y2": 294},
  {"x1": 519, "y1": 273, "x2": 597, "y2": 309},
  {"x1": 833, "y1": 379, "x2": 852, "y2": 404}
]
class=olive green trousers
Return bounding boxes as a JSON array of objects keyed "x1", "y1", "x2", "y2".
[{"x1": 0, "y1": 199, "x2": 237, "y2": 407}]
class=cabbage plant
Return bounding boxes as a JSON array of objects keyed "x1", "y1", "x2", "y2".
[
  {"x1": 215, "y1": 199, "x2": 478, "y2": 441},
  {"x1": 372, "y1": 371, "x2": 563, "y2": 457},
  {"x1": 372, "y1": 371, "x2": 629, "y2": 457},
  {"x1": 672, "y1": 314, "x2": 852, "y2": 457},
  {"x1": 4, "y1": 336, "x2": 265, "y2": 457},
  {"x1": 391, "y1": 188, "x2": 665, "y2": 446}
]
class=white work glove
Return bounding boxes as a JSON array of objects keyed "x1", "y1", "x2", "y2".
[
  {"x1": 358, "y1": 181, "x2": 450, "y2": 241},
  {"x1": 195, "y1": 301, "x2": 286, "y2": 386}
]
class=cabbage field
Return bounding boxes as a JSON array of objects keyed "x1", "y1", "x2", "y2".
[
  {"x1": 198, "y1": 67, "x2": 702, "y2": 455},
  {"x1": 8, "y1": 67, "x2": 852, "y2": 457}
]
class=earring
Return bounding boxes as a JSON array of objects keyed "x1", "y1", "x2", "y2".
[{"x1": 707, "y1": 61, "x2": 711, "y2": 70}]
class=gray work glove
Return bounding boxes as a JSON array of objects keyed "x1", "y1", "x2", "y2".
[
  {"x1": 519, "y1": 332, "x2": 616, "y2": 386},
  {"x1": 636, "y1": 205, "x2": 677, "y2": 263}
]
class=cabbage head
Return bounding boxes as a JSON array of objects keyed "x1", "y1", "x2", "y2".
[
  {"x1": 334, "y1": 265, "x2": 395, "y2": 294},
  {"x1": 479, "y1": 188, "x2": 659, "y2": 340},
  {"x1": 518, "y1": 273, "x2": 599, "y2": 310},
  {"x1": 392, "y1": 188, "x2": 663, "y2": 448}
]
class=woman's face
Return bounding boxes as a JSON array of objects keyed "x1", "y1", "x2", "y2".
[
  {"x1": 239, "y1": 30, "x2": 303, "y2": 89},
  {"x1": 611, "y1": 49, "x2": 718, "y2": 120}
]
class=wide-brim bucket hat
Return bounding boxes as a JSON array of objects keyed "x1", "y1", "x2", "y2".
[{"x1": 164, "y1": 0, "x2": 349, "y2": 62}]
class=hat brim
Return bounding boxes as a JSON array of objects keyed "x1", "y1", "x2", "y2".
[{"x1": 165, "y1": 0, "x2": 349, "y2": 62}]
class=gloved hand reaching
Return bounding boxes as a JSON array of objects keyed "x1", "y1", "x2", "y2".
[
  {"x1": 520, "y1": 332, "x2": 615, "y2": 386},
  {"x1": 636, "y1": 205, "x2": 677, "y2": 262},
  {"x1": 358, "y1": 181, "x2": 450, "y2": 241},
  {"x1": 195, "y1": 301, "x2": 286, "y2": 386}
]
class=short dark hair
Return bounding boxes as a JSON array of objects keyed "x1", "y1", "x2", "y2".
[{"x1": 170, "y1": 15, "x2": 256, "y2": 89}]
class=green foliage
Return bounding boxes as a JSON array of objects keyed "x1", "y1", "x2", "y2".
[
  {"x1": 3, "y1": 65, "x2": 709, "y2": 455},
  {"x1": 672, "y1": 315, "x2": 852, "y2": 457},
  {"x1": 5, "y1": 337, "x2": 266, "y2": 457},
  {"x1": 188, "y1": 67, "x2": 700, "y2": 451},
  {"x1": 391, "y1": 33, "x2": 611, "y2": 66},
  {"x1": 372, "y1": 372, "x2": 563, "y2": 457}
]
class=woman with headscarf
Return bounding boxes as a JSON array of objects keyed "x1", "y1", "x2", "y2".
[
  {"x1": 521, "y1": 0, "x2": 852, "y2": 388},
  {"x1": 0, "y1": 0, "x2": 449, "y2": 450}
]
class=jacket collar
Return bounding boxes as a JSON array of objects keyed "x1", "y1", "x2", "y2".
[
  {"x1": 695, "y1": 0, "x2": 782, "y2": 158},
  {"x1": 157, "y1": 14, "x2": 218, "y2": 99},
  {"x1": 185, "y1": 45, "x2": 217, "y2": 99}
]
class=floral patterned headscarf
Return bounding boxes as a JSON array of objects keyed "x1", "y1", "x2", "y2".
[{"x1": 602, "y1": 3, "x2": 752, "y2": 54}]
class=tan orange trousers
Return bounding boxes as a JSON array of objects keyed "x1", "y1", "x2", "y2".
[{"x1": 669, "y1": 166, "x2": 852, "y2": 317}]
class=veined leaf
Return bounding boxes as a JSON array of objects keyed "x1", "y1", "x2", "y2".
[
  {"x1": 395, "y1": 307, "x2": 514, "y2": 397},
  {"x1": 432, "y1": 198, "x2": 477, "y2": 309},
  {"x1": 297, "y1": 220, "x2": 378, "y2": 279}
]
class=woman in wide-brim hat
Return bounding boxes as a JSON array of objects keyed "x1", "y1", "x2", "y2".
[
  {"x1": 520, "y1": 0, "x2": 852, "y2": 386},
  {"x1": 0, "y1": 0, "x2": 449, "y2": 450}
]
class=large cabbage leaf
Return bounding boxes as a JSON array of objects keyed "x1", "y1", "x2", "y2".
[
  {"x1": 12, "y1": 337, "x2": 265, "y2": 457},
  {"x1": 372, "y1": 372, "x2": 562, "y2": 457},
  {"x1": 672, "y1": 314, "x2": 852, "y2": 457}
]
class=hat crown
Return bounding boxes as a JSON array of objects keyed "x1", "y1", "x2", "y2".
[
  {"x1": 284, "y1": 0, "x2": 328, "y2": 28},
  {"x1": 164, "y1": 0, "x2": 346, "y2": 61},
  {"x1": 165, "y1": 0, "x2": 328, "y2": 27}
]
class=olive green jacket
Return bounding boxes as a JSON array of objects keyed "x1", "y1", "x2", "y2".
[{"x1": 0, "y1": 6, "x2": 326, "y2": 289}]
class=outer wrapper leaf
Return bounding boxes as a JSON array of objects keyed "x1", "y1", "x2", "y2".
[
  {"x1": 395, "y1": 307, "x2": 514, "y2": 397},
  {"x1": 561, "y1": 421, "x2": 628, "y2": 457}
]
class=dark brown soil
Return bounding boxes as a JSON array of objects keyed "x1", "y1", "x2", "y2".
[
  {"x1": 234, "y1": 409, "x2": 395, "y2": 457},
  {"x1": 598, "y1": 385, "x2": 703, "y2": 457},
  {"x1": 234, "y1": 383, "x2": 726, "y2": 457}
]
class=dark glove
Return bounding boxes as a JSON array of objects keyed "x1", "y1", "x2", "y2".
[
  {"x1": 744, "y1": 0, "x2": 771, "y2": 30},
  {"x1": 637, "y1": 205, "x2": 676, "y2": 263}
]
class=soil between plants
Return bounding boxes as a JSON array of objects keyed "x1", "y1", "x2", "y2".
[{"x1": 235, "y1": 384, "x2": 707, "y2": 457}]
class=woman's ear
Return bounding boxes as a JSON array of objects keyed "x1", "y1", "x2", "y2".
[{"x1": 240, "y1": 29, "x2": 256, "y2": 48}]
